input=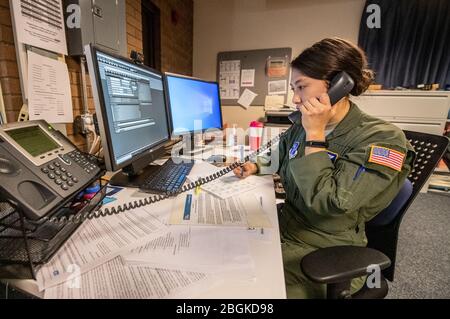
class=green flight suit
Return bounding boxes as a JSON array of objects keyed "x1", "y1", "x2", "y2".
[{"x1": 259, "y1": 102, "x2": 415, "y2": 299}]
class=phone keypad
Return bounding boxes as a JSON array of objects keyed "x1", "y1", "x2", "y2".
[
  {"x1": 67, "y1": 151, "x2": 99, "y2": 174},
  {"x1": 40, "y1": 151, "x2": 99, "y2": 193},
  {"x1": 41, "y1": 160, "x2": 81, "y2": 192}
]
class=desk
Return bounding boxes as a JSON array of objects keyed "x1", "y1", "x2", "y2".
[{"x1": 2, "y1": 160, "x2": 286, "y2": 299}]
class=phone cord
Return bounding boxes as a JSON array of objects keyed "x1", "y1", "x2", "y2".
[{"x1": 43, "y1": 134, "x2": 282, "y2": 225}]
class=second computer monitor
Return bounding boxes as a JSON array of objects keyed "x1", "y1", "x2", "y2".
[{"x1": 165, "y1": 74, "x2": 223, "y2": 135}]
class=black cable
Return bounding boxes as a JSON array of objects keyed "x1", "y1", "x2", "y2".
[{"x1": 43, "y1": 133, "x2": 282, "y2": 225}]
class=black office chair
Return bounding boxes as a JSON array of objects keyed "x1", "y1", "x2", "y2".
[{"x1": 300, "y1": 131, "x2": 450, "y2": 299}]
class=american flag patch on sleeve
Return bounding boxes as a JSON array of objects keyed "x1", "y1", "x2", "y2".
[{"x1": 368, "y1": 146, "x2": 405, "y2": 172}]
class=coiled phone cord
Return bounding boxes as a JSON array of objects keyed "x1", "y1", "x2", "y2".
[{"x1": 43, "y1": 134, "x2": 283, "y2": 225}]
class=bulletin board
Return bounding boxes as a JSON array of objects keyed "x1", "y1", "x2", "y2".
[{"x1": 217, "y1": 48, "x2": 292, "y2": 107}]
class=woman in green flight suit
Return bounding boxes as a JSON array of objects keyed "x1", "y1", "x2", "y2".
[{"x1": 234, "y1": 38, "x2": 415, "y2": 299}]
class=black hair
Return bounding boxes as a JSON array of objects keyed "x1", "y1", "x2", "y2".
[{"x1": 291, "y1": 38, "x2": 374, "y2": 96}]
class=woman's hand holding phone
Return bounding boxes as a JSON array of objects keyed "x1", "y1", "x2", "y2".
[{"x1": 300, "y1": 93, "x2": 336, "y2": 141}]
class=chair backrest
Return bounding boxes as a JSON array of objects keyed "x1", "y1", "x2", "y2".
[
  {"x1": 368, "y1": 180, "x2": 413, "y2": 227},
  {"x1": 366, "y1": 130, "x2": 449, "y2": 282}
]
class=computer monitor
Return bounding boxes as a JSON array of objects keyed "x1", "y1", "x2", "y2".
[
  {"x1": 165, "y1": 73, "x2": 223, "y2": 136},
  {"x1": 85, "y1": 44, "x2": 171, "y2": 187}
]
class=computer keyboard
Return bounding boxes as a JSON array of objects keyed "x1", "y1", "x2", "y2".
[{"x1": 139, "y1": 159, "x2": 194, "y2": 194}]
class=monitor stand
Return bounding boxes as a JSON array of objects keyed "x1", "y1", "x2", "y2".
[
  {"x1": 109, "y1": 165, "x2": 162, "y2": 188},
  {"x1": 109, "y1": 147, "x2": 167, "y2": 188}
]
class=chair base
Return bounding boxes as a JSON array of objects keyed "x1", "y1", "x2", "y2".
[{"x1": 352, "y1": 276, "x2": 389, "y2": 299}]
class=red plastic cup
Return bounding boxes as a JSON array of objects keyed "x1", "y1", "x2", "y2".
[{"x1": 249, "y1": 121, "x2": 264, "y2": 151}]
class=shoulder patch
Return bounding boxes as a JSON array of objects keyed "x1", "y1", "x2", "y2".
[
  {"x1": 368, "y1": 146, "x2": 405, "y2": 172},
  {"x1": 326, "y1": 150, "x2": 339, "y2": 163},
  {"x1": 289, "y1": 142, "x2": 300, "y2": 159}
]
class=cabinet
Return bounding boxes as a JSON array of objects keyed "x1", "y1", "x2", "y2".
[
  {"x1": 352, "y1": 91, "x2": 449, "y2": 135},
  {"x1": 64, "y1": 0, "x2": 127, "y2": 56}
]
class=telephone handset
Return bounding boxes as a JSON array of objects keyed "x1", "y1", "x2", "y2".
[
  {"x1": 44, "y1": 72, "x2": 356, "y2": 225},
  {"x1": 287, "y1": 71, "x2": 355, "y2": 124},
  {"x1": 0, "y1": 120, "x2": 102, "y2": 221}
]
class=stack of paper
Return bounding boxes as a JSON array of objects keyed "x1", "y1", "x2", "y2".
[
  {"x1": 124, "y1": 226, "x2": 255, "y2": 274},
  {"x1": 38, "y1": 162, "x2": 273, "y2": 299},
  {"x1": 44, "y1": 257, "x2": 215, "y2": 299},
  {"x1": 37, "y1": 207, "x2": 168, "y2": 291},
  {"x1": 199, "y1": 174, "x2": 263, "y2": 199},
  {"x1": 38, "y1": 207, "x2": 217, "y2": 299}
]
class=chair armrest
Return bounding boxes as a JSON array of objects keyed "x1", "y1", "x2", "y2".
[{"x1": 301, "y1": 246, "x2": 391, "y2": 284}]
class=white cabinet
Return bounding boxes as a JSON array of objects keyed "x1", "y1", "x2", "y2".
[{"x1": 352, "y1": 91, "x2": 449, "y2": 135}]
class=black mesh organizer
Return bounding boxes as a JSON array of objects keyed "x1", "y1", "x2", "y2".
[{"x1": 0, "y1": 176, "x2": 107, "y2": 280}]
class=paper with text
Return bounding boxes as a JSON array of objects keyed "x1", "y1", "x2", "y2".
[
  {"x1": 196, "y1": 172, "x2": 263, "y2": 200},
  {"x1": 43, "y1": 257, "x2": 214, "y2": 299},
  {"x1": 219, "y1": 60, "x2": 241, "y2": 99},
  {"x1": 28, "y1": 51, "x2": 73, "y2": 123},
  {"x1": 168, "y1": 192, "x2": 272, "y2": 228},
  {"x1": 36, "y1": 207, "x2": 167, "y2": 291},
  {"x1": 237, "y1": 89, "x2": 258, "y2": 109},
  {"x1": 268, "y1": 80, "x2": 287, "y2": 95},
  {"x1": 241, "y1": 69, "x2": 255, "y2": 87},
  {"x1": 11, "y1": 0, "x2": 67, "y2": 55},
  {"x1": 123, "y1": 226, "x2": 255, "y2": 274}
]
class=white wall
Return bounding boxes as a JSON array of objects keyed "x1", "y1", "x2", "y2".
[{"x1": 193, "y1": 0, "x2": 366, "y2": 128}]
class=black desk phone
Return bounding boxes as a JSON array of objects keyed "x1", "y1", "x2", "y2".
[
  {"x1": 0, "y1": 120, "x2": 102, "y2": 221},
  {"x1": 288, "y1": 71, "x2": 355, "y2": 124},
  {"x1": 44, "y1": 72, "x2": 355, "y2": 225}
]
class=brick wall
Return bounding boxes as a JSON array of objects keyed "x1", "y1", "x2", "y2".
[
  {"x1": 127, "y1": 0, "x2": 194, "y2": 75},
  {"x1": 0, "y1": 0, "x2": 193, "y2": 150},
  {"x1": 0, "y1": 0, "x2": 21, "y2": 124}
]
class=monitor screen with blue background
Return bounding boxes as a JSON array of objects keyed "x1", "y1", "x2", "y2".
[{"x1": 166, "y1": 75, "x2": 223, "y2": 134}]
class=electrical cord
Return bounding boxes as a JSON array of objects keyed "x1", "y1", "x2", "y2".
[{"x1": 42, "y1": 133, "x2": 283, "y2": 225}]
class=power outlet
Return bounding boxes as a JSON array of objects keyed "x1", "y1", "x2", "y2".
[{"x1": 74, "y1": 113, "x2": 95, "y2": 136}]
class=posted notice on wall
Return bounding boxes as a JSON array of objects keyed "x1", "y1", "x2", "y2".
[
  {"x1": 219, "y1": 60, "x2": 241, "y2": 100},
  {"x1": 241, "y1": 69, "x2": 255, "y2": 87},
  {"x1": 238, "y1": 89, "x2": 258, "y2": 109},
  {"x1": 11, "y1": 0, "x2": 68, "y2": 55},
  {"x1": 28, "y1": 50, "x2": 73, "y2": 123}
]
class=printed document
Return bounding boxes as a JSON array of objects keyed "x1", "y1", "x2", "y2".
[
  {"x1": 168, "y1": 192, "x2": 272, "y2": 228},
  {"x1": 43, "y1": 257, "x2": 214, "y2": 299},
  {"x1": 195, "y1": 173, "x2": 263, "y2": 200},
  {"x1": 237, "y1": 89, "x2": 258, "y2": 109},
  {"x1": 11, "y1": 0, "x2": 67, "y2": 55},
  {"x1": 28, "y1": 51, "x2": 73, "y2": 123},
  {"x1": 36, "y1": 207, "x2": 167, "y2": 291},
  {"x1": 123, "y1": 226, "x2": 255, "y2": 273},
  {"x1": 219, "y1": 60, "x2": 241, "y2": 99}
]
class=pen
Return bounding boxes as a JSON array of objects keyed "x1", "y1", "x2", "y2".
[
  {"x1": 259, "y1": 196, "x2": 265, "y2": 235},
  {"x1": 353, "y1": 166, "x2": 366, "y2": 181}
]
